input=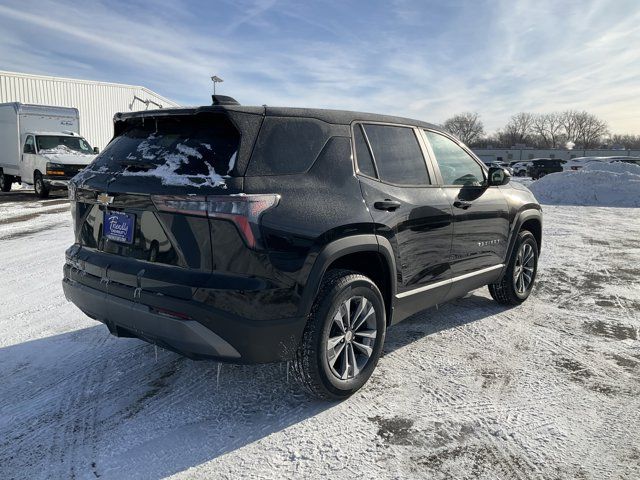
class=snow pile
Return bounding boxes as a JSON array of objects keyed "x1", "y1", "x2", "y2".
[
  {"x1": 530, "y1": 161, "x2": 640, "y2": 207},
  {"x1": 583, "y1": 161, "x2": 640, "y2": 175}
]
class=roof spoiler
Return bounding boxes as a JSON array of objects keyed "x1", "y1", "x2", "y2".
[{"x1": 212, "y1": 95, "x2": 240, "y2": 106}]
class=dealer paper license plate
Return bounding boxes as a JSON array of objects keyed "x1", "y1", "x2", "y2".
[{"x1": 103, "y1": 211, "x2": 135, "y2": 244}]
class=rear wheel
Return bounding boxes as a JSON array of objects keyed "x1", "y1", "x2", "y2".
[
  {"x1": 0, "y1": 172, "x2": 13, "y2": 192},
  {"x1": 34, "y1": 171, "x2": 50, "y2": 199},
  {"x1": 294, "y1": 269, "x2": 386, "y2": 400},
  {"x1": 489, "y1": 230, "x2": 538, "y2": 305}
]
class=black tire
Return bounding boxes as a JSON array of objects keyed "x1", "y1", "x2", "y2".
[
  {"x1": 293, "y1": 269, "x2": 387, "y2": 400},
  {"x1": 0, "y1": 173, "x2": 13, "y2": 192},
  {"x1": 34, "y1": 171, "x2": 50, "y2": 199},
  {"x1": 489, "y1": 230, "x2": 538, "y2": 305}
]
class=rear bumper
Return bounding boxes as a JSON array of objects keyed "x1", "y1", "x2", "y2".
[{"x1": 62, "y1": 275, "x2": 308, "y2": 364}]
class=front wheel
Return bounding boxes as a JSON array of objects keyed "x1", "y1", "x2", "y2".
[
  {"x1": 293, "y1": 269, "x2": 387, "y2": 400},
  {"x1": 34, "y1": 172, "x2": 50, "y2": 199},
  {"x1": 0, "y1": 173, "x2": 13, "y2": 192},
  {"x1": 489, "y1": 230, "x2": 538, "y2": 305}
]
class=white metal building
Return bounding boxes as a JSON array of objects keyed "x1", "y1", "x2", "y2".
[{"x1": 0, "y1": 71, "x2": 179, "y2": 149}]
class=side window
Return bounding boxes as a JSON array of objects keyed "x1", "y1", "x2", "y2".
[
  {"x1": 24, "y1": 136, "x2": 35, "y2": 154},
  {"x1": 353, "y1": 124, "x2": 376, "y2": 177},
  {"x1": 247, "y1": 117, "x2": 331, "y2": 175},
  {"x1": 424, "y1": 131, "x2": 485, "y2": 186},
  {"x1": 363, "y1": 124, "x2": 429, "y2": 185}
]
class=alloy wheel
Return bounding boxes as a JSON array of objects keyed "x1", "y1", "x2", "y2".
[
  {"x1": 325, "y1": 296, "x2": 377, "y2": 380},
  {"x1": 513, "y1": 243, "x2": 535, "y2": 294}
]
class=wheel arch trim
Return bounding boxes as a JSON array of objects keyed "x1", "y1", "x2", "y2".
[
  {"x1": 297, "y1": 234, "x2": 397, "y2": 321},
  {"x1": 503, "y1": 208, "x2": 542, "y2": 276}
]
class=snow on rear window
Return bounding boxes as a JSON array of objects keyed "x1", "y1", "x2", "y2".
[{"x1": 85, "y1": 115, "x2": 239, "y2": 188}]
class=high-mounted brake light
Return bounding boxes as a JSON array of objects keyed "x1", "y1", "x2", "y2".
[{"x1": 152, "y1": 194, "x2": 280, "y2": 248}]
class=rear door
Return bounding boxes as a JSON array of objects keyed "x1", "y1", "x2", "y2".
[
  {"x1": 422, "y1": 130, "x2": 509, "y2": 279},
  {"x1": 353, "y1": 122, "x2": 453, "y2": 321}
]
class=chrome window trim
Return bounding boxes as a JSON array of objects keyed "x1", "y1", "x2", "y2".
[{"x1": 395, "y1": 264, "x2": 504, "y2": 299}]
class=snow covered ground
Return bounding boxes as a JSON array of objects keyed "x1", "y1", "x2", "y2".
[{"x1": 0, "y1": 190, "x2": 639, "y2": 479}]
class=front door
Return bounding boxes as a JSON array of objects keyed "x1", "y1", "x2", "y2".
[
  {"x1": 22, "y1": 135, "x2": 36, "y2": 183},
  {"x1": 422, "y1": 130, "x2": 510, "y2": 279},
  {"x1": 353, "y1": 123, "x2": 454, "y2": 322}
]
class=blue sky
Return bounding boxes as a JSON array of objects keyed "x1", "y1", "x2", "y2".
[{"x1": 0, "y1": 0, "x2": 638, "y2": 133}]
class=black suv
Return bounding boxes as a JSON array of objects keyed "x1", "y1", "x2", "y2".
[
  {"x1": 63, "y1": 101, "x2": 542, "y2": 399},
  {"x1": 527, "y1": 158, "x2": 564, "y2": 179}
]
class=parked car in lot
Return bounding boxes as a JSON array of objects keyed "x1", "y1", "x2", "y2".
[
  {"x1": 512, "y1": 161, "x2": 533, "y2": 176},
  {"x1": 63, "y1": 99, "x2": 542, "y2": 399},
  {"x1": 602, "y1": 156, "x2": 640, "y2": 166},
  {"x1": 483, "y1": 160, "x2": 514, "y2": 176},
  {"x1": 0, "y1": 103, "x2": 98, "y2": 197},
  {"x1": 528, "y1": 159, "x2": 564, "y2": 179},
  {"x1": 562, "y1": 156, "x2": 604, "y2": 171},
  {"x1": 615, "y1": 157, "x2": 640, "y2": 166}
]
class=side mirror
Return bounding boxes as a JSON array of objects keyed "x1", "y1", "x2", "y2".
[
  {"x1": 93, "y1": 147, "x2": 100, "y2": 154},
  {"x1": 488, "y1": 166, "x2": 511, "y2": 186}
]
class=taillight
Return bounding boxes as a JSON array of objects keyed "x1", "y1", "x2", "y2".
[
  {"x1": 151, "y1": 195, "x2": 208, "y2": 217},
  {"x1": 152, "y1": 194, "x2": 280, "y2": 248}
]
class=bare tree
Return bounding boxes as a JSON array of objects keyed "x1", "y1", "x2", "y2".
[
  {"x1": 497, "y1": 112, "x2": 534, "y2": 146},
  {"x1": 531, "y1": 113, "x2": 564, "y2": 148},
  {"x1": 559, "y1": 110, "x2": 578, "y2": 145},
  {"x1": 609, "y1": 134, "x2": 640, "y2": 149},
  {"x1": 479, "y1": 110, "x2": 616, "y2": 149},
  {"x1": 560, "y1": 110, "x2": 608, "y2": 148},
  {"x1": 443, "y1": 112, "x2": 485, "y2": 146},
  {"x1": 575, "y1": 111, "x2": 608, "y2": 148}
]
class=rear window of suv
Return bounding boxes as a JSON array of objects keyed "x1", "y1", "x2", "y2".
[{"x1": 90, "y1": 114, "x2": 240, "y2": 187}]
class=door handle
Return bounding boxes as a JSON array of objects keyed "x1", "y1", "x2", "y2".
[
  {"x1": 453, "y1": 200, "x2": 472, "y2": 210},
  {"x1": 374, "y1": 199, "x2": 401, "y2": 211}
]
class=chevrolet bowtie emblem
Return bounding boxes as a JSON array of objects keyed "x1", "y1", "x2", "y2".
[{"x1": 97, "y1": 192, "x2": 114, "y2": 206}]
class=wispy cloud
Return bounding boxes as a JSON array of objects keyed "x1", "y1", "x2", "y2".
[{"x1": 0, "y1": 0, "x2": 638, "y2": 133}]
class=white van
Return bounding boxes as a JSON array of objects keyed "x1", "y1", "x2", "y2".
[{"x1": 0, "y1": 103, "x2": 97, "y2": 198}]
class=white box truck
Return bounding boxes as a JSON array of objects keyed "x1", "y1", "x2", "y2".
[{"x1": 0, "y1": 103, "x2": 98, "y2": 198}]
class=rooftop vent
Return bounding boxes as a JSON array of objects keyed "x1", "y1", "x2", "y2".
[{"x1": 212, "y1": 95, "x2": 240, "y2": 106}]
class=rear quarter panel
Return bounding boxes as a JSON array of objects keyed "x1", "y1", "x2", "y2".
[{"x1": 242, "y1": 135, "x2": 375, "y2": 312}]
